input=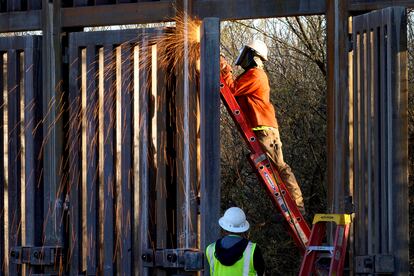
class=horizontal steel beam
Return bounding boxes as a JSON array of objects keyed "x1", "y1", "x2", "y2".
[
  {"x1": 0, "y1": 0, "x2": 325, "y2": 32},
  {"x1": 61, "y1": 1, "x2": 176, "y2": 28},
  {"x1": 350, "y1": 1, "x2": 414, "y2": 11},
  {"x1": 0, "y1": 10, "x2": 41, "y2": 32},
  {"x1": 61, "y1": 0, "x2": 326, "y2": 28},
  {"x1": 195, "y1": 0, "x2": 326, "y2": 19},
  {"x1": 0, "y1": 0, "x2": 413, "y2": 33}
]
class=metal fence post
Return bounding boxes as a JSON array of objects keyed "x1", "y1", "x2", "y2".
[
  {"x1": 41, "y1": 0, "x2": 64, "y2": 272},
  {"x1": 200, "y1": 17, "x2": 220, "y2": 276}
]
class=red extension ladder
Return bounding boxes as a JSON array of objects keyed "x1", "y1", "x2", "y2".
[
  {"x1": 219, "y1": 78, "x2": 311, "y2": 253},
  {"x1": 299, "y1": 214, "x2": 351, "y2": 276}
]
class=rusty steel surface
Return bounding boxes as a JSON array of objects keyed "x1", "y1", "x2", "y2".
[
  {"x1": 350, "y1": 0, "x2": 414, "y2": 11},
  {"x1": 68, "y1": 29, "x2": 157, "y2": 275},
  {"x1": 2, "y1": 0, "x2": 414, "y2": 32},
  {"x1": 0, "y1": 35, "x2": 43, "y2": 275},
  {"x1": 326, "y1": 0, "x2": 351, "y2": 215},
  {"x1": 200, "y1": 17, "x2": 221, "y2": 276},
  {"x1": 67, "y1": 27, "x2": 203, "y2": 275},
  {"x1": 352, "y1": 7, "x2": 408, "y2": 275},
  {"x1": 0, "y1": 0, "x2": 411, "y2": 275}
]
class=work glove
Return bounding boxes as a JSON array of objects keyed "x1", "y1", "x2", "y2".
[{"x1": 220, "y1": 54, "x2": 232, "y2": 75}]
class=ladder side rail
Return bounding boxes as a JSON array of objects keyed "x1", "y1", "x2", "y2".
[
  {"x1": 220, "y1": 79, "x2": 310, "y2": 251},
  {"x1": 329, "y1": 224, "x2": 350, "y2": 276},
  {"x1": 248, "y1": 155, "x2": 309, "y2": 252},
  {"x1": 250, "y1": 154, "x2": 311, "y2": 247},
  {"x1": 219, "y1": 81, "x2": 265, "y2": 154},
  {"x1": 299, "y1": 223, "x2": 327, "y2": 276}
]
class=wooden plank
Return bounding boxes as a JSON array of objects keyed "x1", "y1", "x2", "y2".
[
  {"x1": 7, "y1": 49, "x2": 21, "y2": 276},
  {"x1": 68, "y1": 36, "x2": 81, "y2": 274},
  {"x1": 119, "y1": 44, "x2": 132, "y2": 275},
  {"x1": 101, "y1": 45, "x2": 115, "y2": 275},
  {"x1": 0, "y1": 10, "x2": 41, "y2": 33},
  {"x1": 86, "y1": 45, "x2": 98, "y2": 274},
  {"x1": 199, "y1": 18, "x2": 220, "y2": 276}
]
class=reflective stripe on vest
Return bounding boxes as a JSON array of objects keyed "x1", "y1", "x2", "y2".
[
  {"x1": 208, "y1": 244, "x2": 215, "y2": 275},
  {"x1": 206, "y1": 241, "x2": 257, "y2": 276},
  {"x1": 243, "y1": 242, "x2": 253, "y2": 276}
]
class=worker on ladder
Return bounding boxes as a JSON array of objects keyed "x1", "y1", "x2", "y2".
[
  {"x1": 206, "y1": 207, "x2": 265, "y2": 275},
  {"x1": 220, "y1": 40, "x2": 306, "y2": 215}
]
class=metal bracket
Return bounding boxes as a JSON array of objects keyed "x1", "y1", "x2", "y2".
[
  {"x1": 10, "y1": 246, "x2": 63, "y2": 266},
  {"x1": 344, "y1": 196, "x2": 355, "y2": 214},
  {"x1": 142, "y1": 248, "x2": 203, "y2": 271},
  {"x1": 355, "y1": 255, "x2": 394, "y2": 273}
]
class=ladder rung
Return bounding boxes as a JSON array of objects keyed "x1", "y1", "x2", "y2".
[{"x1": 307, "y1": 246, "x2": 334, "y2": 254}]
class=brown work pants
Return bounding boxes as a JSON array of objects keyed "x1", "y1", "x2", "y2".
[{"x1": 254, "y1": 127, "x2": 304, "y2": 209}]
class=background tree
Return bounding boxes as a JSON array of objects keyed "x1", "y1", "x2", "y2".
[
  {"x1": 220, "y1": 16, "x2": 327, "y2": 275},
  {"x1": 220, "y1": 15, "x2": 413, "y2": 275}
]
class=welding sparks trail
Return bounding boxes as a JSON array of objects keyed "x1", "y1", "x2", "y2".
[
  {"x1": 0, "y1": 11, "x2": 203, "y2": 274},
  {"x1": 64, "y1": 12, "x2": 202, "y2": 270}
]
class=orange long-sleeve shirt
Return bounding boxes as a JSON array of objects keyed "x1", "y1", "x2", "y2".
[{"x1": 222, "y1": 67, "x2": 278, "y2": 129}]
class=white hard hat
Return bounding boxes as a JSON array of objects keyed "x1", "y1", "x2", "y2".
[
  {"x1": 247, "y1": 40, "x2": 268, "y2": 61},
  {"x1": 218, "y1": 207, "x2": 250, "y2": 233}
]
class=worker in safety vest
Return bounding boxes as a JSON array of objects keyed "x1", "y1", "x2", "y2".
[
  {"x1": 220, "y1": 40, "x2": 305, "y2": 215},
  {"x1": 206, "y1": 207, "x2": 265, "y2": 276}
]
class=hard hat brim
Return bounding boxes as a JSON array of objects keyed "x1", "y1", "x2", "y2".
[{"x1": 218, "y1": 217, "x2": 250, "y2": 233}]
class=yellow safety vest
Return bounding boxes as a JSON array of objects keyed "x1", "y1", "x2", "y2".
[{"x1": 206, "y1": 241, "x2": 257, "y2": 276}]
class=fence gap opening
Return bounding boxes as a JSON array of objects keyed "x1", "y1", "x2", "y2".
[
  {"x1": 18, "y1": 50, "x2": 25, "y2": 276},
  {"x1": 81, "y1": 47, "x2": 87, "y2": 272},
  {"x1": 2, "y1": 52, "x2": 8, "y2": 274}
]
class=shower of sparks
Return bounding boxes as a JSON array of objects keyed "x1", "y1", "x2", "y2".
[
  {"x1": 0, "y1": 11, "x2": 203, "y2": 274},
  {"x1": 153, "y1": 12, "x2": 201, "y2": 77}
]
